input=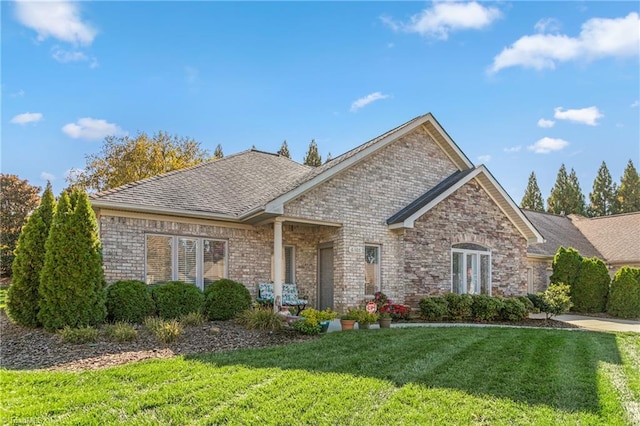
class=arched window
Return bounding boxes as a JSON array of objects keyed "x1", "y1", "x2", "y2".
[{"x1": 451, "y1": 243, "x2": 491, "y2": 295}]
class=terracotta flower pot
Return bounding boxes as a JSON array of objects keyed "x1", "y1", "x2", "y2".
[
  {"x1": 340, "y1": 319, "x2": 356, "y2": 330},
  {"x1": 379, "y1": 317, "x2": 392, "y2": 328}
]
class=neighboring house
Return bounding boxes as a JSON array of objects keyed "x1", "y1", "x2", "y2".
[
  {"x1": 524, "y1": 210, "x2": 640, "y2": 293},
  {"x1": 90, "y1": 113, "x2": 543, "y2": 312}
]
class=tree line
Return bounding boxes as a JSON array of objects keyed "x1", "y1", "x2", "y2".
[{"x1": 521, "y1": 160, "x2": 640, "y2": 216}]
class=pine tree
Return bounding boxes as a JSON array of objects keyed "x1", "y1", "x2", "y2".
[
  {"x1": 213, "y1": 144, "x2": 224, "y2": 160},
  {"x1": 325, "y1": 152, "x2": 333, "y2": 163},
  {"x1": 303, "y1": 139, "x2": 322, "y2": 167},
  {"x1": 6, "y1": 183, "x2": 55, "y2": 327},
  {"x1": 567, "y1": 168, "x2": 586, "y2": 215},
  {"x1": 547, "y1": 164, "x2": 570, "y2": 214},
  {"x1": 617, "y1": 159, "x2": 640, "y2": 213},
  {"x1": 588, "y1": 161, "x2": 617, "y2": 217},
  {"x1": 520, "y1": 172, "x2": 544, "y2": 211},
  {"x1": 38, "y1": 190, "x2": 106, "y2": 330},
  {"x1": 278, "y1": 140, "x2": 291, "y2": 158}
]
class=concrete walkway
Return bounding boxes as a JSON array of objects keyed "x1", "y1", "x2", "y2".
[{"x1": 326, "y1": 315, "x2": 640, "y2": 333}]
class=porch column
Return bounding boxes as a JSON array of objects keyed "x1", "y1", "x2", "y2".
[{"x1": 273, "y1": 218, "x2": 283, "y2": 313}]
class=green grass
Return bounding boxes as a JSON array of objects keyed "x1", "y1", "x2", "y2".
[{"x1": 2, "y1": 327, "x2": 638, "y2": 425}]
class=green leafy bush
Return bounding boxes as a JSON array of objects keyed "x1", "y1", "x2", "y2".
[
  {"x1": 572, "y1": 257, "x2": 610, "y2": 313},
  {"x1": 550, "y1": 247, "x2": 583, "y2": 287},
  {"x1": 346, "y1": 307, "x2": 378, "y2": 325},
  {"x1": 300, "y1": 307, "x2": 338, "y2": 325},
  {"x1": 291, "y1": 319, "x2": 321, "y2": 335},
  {"x1": 179, "y1": 312, "x2": 206, "y2": 327},
  {"x1": 104, "y1": 322, "x2": 138, "y2": 342},
  {"x1": 59, "y1": 326, "x2": 99, "y2": 344},
  {"x1": 470, "y1": 295, "x2": 503, "y2": 322},
  {"x1": 151, "y1": 281, "x2": 204, "y2": 320},
  {"x1": 499, "y1": 298, "x2": 528, "y2": 322},
  {"x1": 106, "y1": 280, "x2": 155, "y2": 323},
  {"x1": 444, "y1": 293, "x2": 472, "y2": 321},
  {"x1": 203, "y1": 279, "x2": 251, "y2": 320},
  {"x1": 419, "y1": 297, "x2": 449, "y2": 321},
  {"x1": 236, "y1": 308, "x2": 285, "y2": 331},
  {"x1": 607, "y1": 267, "x2": 640, "y2": 319},
  {"x1": 518, "y1": 296, "x2": 535, "y2": 313},
  {"x1": 539, "y1": 283, "x2": 573, "y2": 320}
]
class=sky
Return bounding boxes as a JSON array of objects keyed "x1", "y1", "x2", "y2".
[{"x1": 2, "y1": 1, "x2": 639, "y2": 206}]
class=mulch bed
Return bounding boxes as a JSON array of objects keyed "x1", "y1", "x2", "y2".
[{"x1": 0, "y1": 312, "x2": 577, "y2": 373}]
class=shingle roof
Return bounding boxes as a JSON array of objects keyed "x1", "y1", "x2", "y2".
[
  {"x1": 91, "y1": 149, "x2": 312, "y2": 217},
  {"x1": 570, "y1": 212, "x2": 640, "y2": 264},
  {"x1": 523, "y1": 210, "x2": 601, "y2": 258},
  {"x1": 387, "y1": 168, "x2": 475, "y2": 225}
]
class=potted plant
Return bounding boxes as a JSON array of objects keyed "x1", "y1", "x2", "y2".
[
  {"x1": 302, "y1": 307, "x2": 338, "y2": 333},
  {"x1": 378, "y1": 310, "x2": 392, "y2": 328},
  {"x1": 340, "y1": 309, "x2": 358, "y2": 331},
  {"x1": 350, "y1": 307, "x2": 378, "y2": 330}
]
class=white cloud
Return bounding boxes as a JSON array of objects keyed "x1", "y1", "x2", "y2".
[
  {"x1": 554, "y1": 106, "x2": 603, "y2": 126},
  {"x1": 631, "y1": 100, "x2": 639, "y2": 108},
  {"x1": 62, "y1": 117, "x2": 126, "y2": 140},
  {"x1": 490, "y1": 12, "x2": 639, "y2": 73},
  {"x1": 504, "y1": 146, "x2": 521, "y2": 153},
  {"x1": 52, "y1": 46, "x2": 87, "y2": 63},
  {"x1": 14, "y1": 0, "x2": 97, "y2": 46},
  {"x1": 350, "y1": 92, "x2": 390, "y2": 112},
  {"x1": 534, "y1": 18, "x2": 561, "y2": 34},
  {"x1": 40, "y1": 172, "x2": 55, "y2": 181},
  {"x1": 527, "y1": 137, "x2": 569, "y2": 154},
  {"x1": 478, "y1": 154, "x2": 491, "y2": 163},
  {"x1": 10, "y1": 112, "x2": 43, "y2": 125},
  {"x1": 382, "y1": 1, "x2": 502, "y2": 40},
  {"x1": 537, "y1": 118, "x2": 555, "y2": 128}
]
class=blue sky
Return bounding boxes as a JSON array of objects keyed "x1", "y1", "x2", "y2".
[{"x1": 2, "y1": 1, "x2": 639, "y2": 205}]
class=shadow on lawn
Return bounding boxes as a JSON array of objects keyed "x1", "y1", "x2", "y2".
[{"x1": 186, "y1": 326, "x2": 622, "y2": 414}]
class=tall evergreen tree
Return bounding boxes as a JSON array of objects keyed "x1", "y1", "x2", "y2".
[
  {"x1": 303, "y1": 139, "x2": 322, "y2": 167},
  {"x1": 588, "y1": 161, "x2": 617, "y2": 217},
  {"x1": 278, "y1": 140, "x2": 291, "y2": 158},
  {"x1": 520, "y1": 171, "x2": 544, "y2": 211},
  {"x1": 213, "y1": 144, "x2": 224, "y2": 159},
  {"x1": 567, "y1": 168, "x2": 586, "y2": 215},
  {"x1": 325, "y1": 152, "x2": 333, "y2": 163},
  {"x1": 6, "y1": 182, "x2": 55, "y2": 327},
  {"x1": 617, "y1": 159, "x2": 640, "y2": 213},
  {"x1": 547, "y1": 164, "x2": 570, "y2": 214},
  {"x1": 38, "y1": 190, "x2": 106, "y2": 330}
]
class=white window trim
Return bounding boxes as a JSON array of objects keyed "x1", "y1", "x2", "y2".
[
  {"x1": 450, "y1": 245, "x2": 492, "y2": 296},
  {"x1": 145, "y1": 234, "x2": 228, "y2": 290},
  {"x1": 364, "y1": 244, "x2": 381, "y2": 297}
]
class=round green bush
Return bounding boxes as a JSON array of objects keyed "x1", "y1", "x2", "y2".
[
  {"x1": 470, "y1": 294, "x2": 503, "y2": 322},
  {"x1": 607, "y1": 267, "x2": 640, "y2": 319},
  {"x1": 151, "y1": 281, "x2": 204, "y2": 320},
  {"x1": 499, "y1": 298, "x2": 528, "y2": 322},
  {"x1": 204, "y1": 279, "x2": 252, "y2": 320},
  {"x1": 419, "y1": 296, "x2": 448, "y2": 321},
  {"x1": 444, "y1": 293, "x2": 472, "y2": 320},
  {"x1": 106, "y1": 280, "x2": 155, "y2": 323}
]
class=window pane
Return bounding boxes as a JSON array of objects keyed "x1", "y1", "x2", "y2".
[
  {"x1": 203, "y1": 240, "x2": 226, "y2": 285},
  {"x1": 481, "y1": 254, "x2": 490, "y2": 295},
  {"x1": 177, "y1": 238, "x2": 197, "y2": 284},
  {"x1": 452, "y1": 252, "x2": 463, "y2": 294},
  {"x1": 284, "y1": 246, "x2": 294, "y2": 283},
  {"x1": 365, "y1": 246, "x2": 379, "y2": 295},
  {"x1": 146, "y1": 235, "x2": 172, "y2": 284}
]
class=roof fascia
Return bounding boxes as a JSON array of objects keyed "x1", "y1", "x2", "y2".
[{"x1": 91, "y1": 200, "x2": 239, "y2": 222}]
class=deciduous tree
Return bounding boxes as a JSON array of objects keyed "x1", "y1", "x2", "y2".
[
  {"x1": 520, "y1": 171, "x2": 544, "y2": 211},
  {"x1": 67, "y1": 131, "x2": 211, "y2": 192},
  {"x1": 617, "y1": 159, "x2": 640, "y2": 213},
  {"x1": 0, "y1": 174, "x2": 40, "y2": 276},
  {"x1": 303, "y1": 139, "x2": 322, "y2": 167},
  {"x1": 588, "y1": 161, "x2": 617, "y2": 217}
]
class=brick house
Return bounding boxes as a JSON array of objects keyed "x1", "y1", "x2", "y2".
[{"x1": 90, "y1": 113, "x2": 543, "y2": 311}]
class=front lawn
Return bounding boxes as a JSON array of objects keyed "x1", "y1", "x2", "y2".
[{"x1": 2, "y1": 327, "x2": 638, "y2": 425}]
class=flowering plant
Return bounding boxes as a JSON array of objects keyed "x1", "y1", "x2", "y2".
[
  {"x1": 379, "y1": 301, "x2": 411, "y2": 321},
  {"x1": 372, "y1": 291, "x2": 389, "y2": 310}
]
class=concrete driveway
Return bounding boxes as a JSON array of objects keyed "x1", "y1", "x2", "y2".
[{"x1": 552, "y1": 314, "x2": 640, "y2": 333}]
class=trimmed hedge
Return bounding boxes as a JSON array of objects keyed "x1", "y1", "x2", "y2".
[
  {"x1": 420, "y1": 294, "x2": 534, "y2": 323},
  {"x1": 572, "y1": 257, "x2": 610, "y2": 313},
  {"x1": 106, "y1": 280, "x2": 155, "y2": 323},
  {"x1": 203, "y1": 279, "x2": 252, "y2": 320},
  {"x1": 151, "y1": 281, "x2": 204, "y2": 320},
  {"x1": 444, "y1": 293, "x2": 472, "y2": 321},
  {"x1": 499, "y1": 298, "x2": 528, "y2": 322},
  {"x1": 607, "y1": 267, "x2": 640, "y2": 319},
  {"x1": 470, "y1": 294, "x2": 502, "y2": 322},
  {"x1": 419, "y1": 296, "x2": 448, "y2": 321}
]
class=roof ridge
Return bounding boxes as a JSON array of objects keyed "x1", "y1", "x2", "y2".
[
  {"x1": 583, "y1": 211, "x2": 640, "y2": 220},
  {"x1": 522, "y1": 209, "x2": 568, "y2": 218}
]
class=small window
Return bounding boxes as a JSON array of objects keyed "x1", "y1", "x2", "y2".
[
  {"x1": 365, "y1": 245, "x2": 381, "y2": 295},
  {"x1": 146, "y1": 235, "x2": 172, "y2": 284}
]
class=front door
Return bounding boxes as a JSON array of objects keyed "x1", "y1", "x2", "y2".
[{"x1": 318, "y1": 245, "x2": 334, "y2": 310}]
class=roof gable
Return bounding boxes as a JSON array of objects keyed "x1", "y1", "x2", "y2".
[{"x1": 570, "y1": 212, "x2": 640, "y2": 263}]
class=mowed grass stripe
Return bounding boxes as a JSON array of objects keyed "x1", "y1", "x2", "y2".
[{"x1": 1, "y1": 327, "x2": 634, "y2": 425}]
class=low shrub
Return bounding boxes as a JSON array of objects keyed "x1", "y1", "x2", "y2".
[
  {"x1": 106, "y1": 280, "x2": 155, "y2": 323},
  {"x1": 143, "y1": 316, "x2": 164, "y2": 334},
  {"x1": 527, "y1": 293, "x2": 547, "y2": 313},
  {"x1": 444, "y1": 293, "x2": 472, "y2": 320},
  {"x1": 291, "y1": 319, "x2": 321, "y2": 335},
  {"x1": 499, "y1": 298, "x2": 528, "y2": 322},
  {"x1": 470, "y1": 294, "x2": 503, "y2": 322},
  {"x1": 518, "y1": 296, "x2": 535, "y2": 313},
  {"x1": 104, "y1": 322, "x2": 138, "y2": 342},
  {"x1": 607, "y1": 267, "x2": 640, "y2": 319},
  {"x1": 204, "y1": 279, "x2": 252, "y2": 320},
  {"x1": 419, "y1": 297, "x2": 448, "y2": 321},
  {"x1": 538, "y1": 283, "x2": 573, "y2": 320},
  {"x1": 236, "y1": 308, "x2": 285, "y2": 331},
  {"x1": 151, "y1": 281, "x2": 204, "y2": 320},
  {"x1": 145, "y1": 318, "x2": 183, "y2": 344},
  {"x1": 300, "y1": 307, "x2": 338, "y2": 325},
  {"x1": 59, "y1": 326, "x2": 99, "y2": 344},
  {"x1": 180, "y1": 312, "x2": 207, "y2": 327}
]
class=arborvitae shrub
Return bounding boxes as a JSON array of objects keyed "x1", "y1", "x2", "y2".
[
  {"x1": 444, "y1": 293, "x2": 473, "y2": 320},
  {"x1": 499, "y1": 298, "x2": 528, "y2": 321},
  {"x1": 470, "y1": 294, "x2": 503, "y2": 322},
  {"x1": 607, "y1": 267, "x2": 640, "y2": 319},
  {"x1": 419, "y1": 297, "x2": 448, "y2": 321},
  {"x1": 550, "y1": 247, "x2": 582, "y2": 287},
  {"x1": 203, "y1": 279, "x2": 251, "y2": 320},
  {"x1": 572, "y1": 257, "x2": 610, "y2": 313},
  {"x1": 151, "y1": 281, "x2": 204, "y2": 319},
  {"x1": 6, "y1": 183, "x2": 55, "y2": 327},
  {"x1": 106, "y1": 280, "x2": 155, "y2": 323}
]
